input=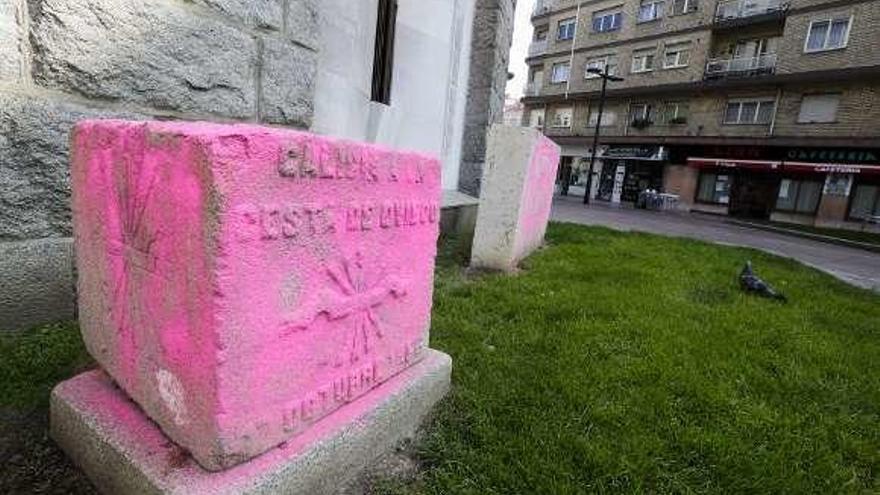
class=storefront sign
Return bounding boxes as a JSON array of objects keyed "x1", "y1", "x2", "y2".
[
  {"x1": 604, "y1": 146, "x2": 667, "y2": 161},
  {"x1": 782, "y1": 161, "x2": 880, "y2": 175},
  {"x1": 687, "y1": 157, "x2": 781, "y2": 170},
  {"x1": 786, "y1": 149, "x2": 879, "y2": 164},
  {"x1": 689, "y1": 158, "x2": 880, "y2": 175}
]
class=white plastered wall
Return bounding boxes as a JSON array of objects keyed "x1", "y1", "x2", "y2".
[{"x1": 311, "y1": 0, "x2": 475, "y2": 191}]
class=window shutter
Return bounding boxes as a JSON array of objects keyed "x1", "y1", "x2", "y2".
[{"x1": 798, "y1": 94, "x2": 840, "y2": 123}]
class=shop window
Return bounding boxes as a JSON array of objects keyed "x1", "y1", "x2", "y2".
[
  {"x1": 849, "y1": 182, "x2": 880, "y2": 220},
  {"x1": 696, "y1": 173, "x2": 730, "y2": 204},
  {"x1": 592, "y1": 10, "x2": 622, "y2": 32},
  {"x1": 805, "y1": 16, "x2": 851, "y2": 53},
  {"x1": 798, "y1": 94, "x2": 840, "y2": 123},
  {"x1": 824, "y1": 173, "x2": 852, "y2": 196},
  {"x1": 557, "y1": 17, "x2": 577, "y2": 40},
  {"x1": 775, "y1": 178, "x2": 822, "y2": 214},
  {"x1": 550, "y1": 62, "x2": 570, "y2": 83}
]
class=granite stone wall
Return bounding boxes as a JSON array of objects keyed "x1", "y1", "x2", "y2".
[
  {"x1": 0, "y1": 0, "x2": 318, "y2": 331},
  {"x1": 458, "y1": 0, "x2": 517, "y2": 197}
]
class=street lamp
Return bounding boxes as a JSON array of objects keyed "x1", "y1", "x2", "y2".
[{"x1": 583, "y1": 67, "x2": 624, "y2": 205}]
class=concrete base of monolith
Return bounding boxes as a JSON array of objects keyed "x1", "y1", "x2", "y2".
[{"x1": 51, "y1": 349, "x2": 451, "y2": 495}]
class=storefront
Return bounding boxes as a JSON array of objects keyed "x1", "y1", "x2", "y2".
[
  {"x1": 685, "y1": 154, "x2": 880, "y2": 229},
  {"x1": 596, "y1": 146, "x2": 668, "y2": 203}
]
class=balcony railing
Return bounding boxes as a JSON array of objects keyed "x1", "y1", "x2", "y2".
[
  {"x1": 524, "y1": 81, "x2": 543, "y2": 97},
  {"x1": 528, "y1": 39, "x2": 548, "y2": 57},
  {"x1": 705, "y1": 54, "x2": 777, "y2": 78},
  {"x1": 714, "y1": 0, "x2": 787, "y2": 23}
]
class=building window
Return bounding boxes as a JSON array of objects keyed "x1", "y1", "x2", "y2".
[
  {"x1": 661, "y1": 101, "x2": 689, "y2": 124},
  {"x1": 849, "y1": 182, "x2": 880, "y2": 220},
  {"x1": 663, "y1": 42, "x2": 691, "y2": 68},
  {"x1": 696, "y1": 173, "x2": 731, "y2": 204},
  {"x1": 775, "y1": 178, "x2": 822, "y2": 214},
  {"x1": 797, "y1": 94, "x2": 840, "y2": 123},
  {"x1": 805, "y1": 16, "x2": 851, "y2": 52},
  {"x1": 535, "y1": 27, "x2": 548, "y2": 41},
  {"x1": 585, "y1": 55, "x2": 619, "y2": 78},
  {"x1": 592, "y1": 11, "x2": 622, "y2": 32},
  {"x1": 672, "y1": 0, "x2": 698, "y2": 15},
  {"x1": 588, "y1": 104, "x2": 618, "y2": 126},
  {"x1": 557, "y1": 17, "x2": 577, "y2": 40},
  {"x1": 529, "y1": 109, "x2": 545, "y2": 129},
  {"x1": 551, "y1": 107, "x2": 573, "y2": 128},
  {"x1": 550, "y1": 62, "x2": 570, "y2": 83},
  {"x1": 629, "y1": 103, "x2": 653, "y2": 126},
  {"x1": 631, "y1": 49, "x2": 656, "y2": 73},
  {"x1": 370, "y1": 0, "x2": 398, "y2": 104},
  {"x1": 723, "y1": 99, "x2": 775, "y2": 124},
  {"x1": 638, "y1": 0, "x2": 665, "y2": 22}
]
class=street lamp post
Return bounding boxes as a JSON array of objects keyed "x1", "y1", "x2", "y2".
[{"x1": 583, "y1": 67, "x2": 624, "y2": 205}]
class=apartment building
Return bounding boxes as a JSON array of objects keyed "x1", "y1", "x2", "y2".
[{"x1": 523, "y1": 0, "x2": 880, "y2": 231}]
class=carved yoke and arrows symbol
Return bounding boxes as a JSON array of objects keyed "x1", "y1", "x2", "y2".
[{"x1": 281, "y1": 253, "x2": 407, "y2": 365}]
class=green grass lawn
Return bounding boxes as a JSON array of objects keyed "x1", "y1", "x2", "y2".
[
  {"x1": 388, "y1": 223, "x2": 880, "y2": 494},
  {"x1": 2, "y1": 223, "x2": 879, "y2": 494}
]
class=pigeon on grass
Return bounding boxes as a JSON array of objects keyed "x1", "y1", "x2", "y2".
[{"x1": 739, "y1": 261, "x2": 787, "y2": 302}]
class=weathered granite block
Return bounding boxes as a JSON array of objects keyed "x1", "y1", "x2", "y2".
[
  {"x1": 0, "y1": 0, "x2": 21, "y2": 81},
  {"x1": 285, "y1": 0, "x2": 320, "y2": 50},
  {"x1": 71, "y1": 121, "x2": 443, "y2": 470},
  {"x1": 29, "y1": 0, "x2": 258, "y2": 119},
  {"x1": 0, "y1": 238, "x2": 75, "y2": 332},
  {"x1": 0, "y1": 93, "x2": 142, "y2": 241},
  {"x1": 190, "y1": 0, "x2": 283, "y2": 31},
  {"x1": 260, "y1": 37, "x2": 317, "y2": 127},
  {"x1": 470, "y1": 125, "x2": 560, "y2": 271}
]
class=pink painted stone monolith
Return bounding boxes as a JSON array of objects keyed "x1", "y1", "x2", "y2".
[
  {"x1": 70, "y1": 121, "x2": 442, "y2": 471},
  {"x1": 470, "y1": 125, "x2": 561, "y2": 271}
]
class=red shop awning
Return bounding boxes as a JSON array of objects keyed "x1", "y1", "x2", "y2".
[
  {"x1": 687, "y1": 157, "x2": 782, "y2": 171},
  {"x1": 781, "y1": 161, "x2": 880, "y2": 176}
]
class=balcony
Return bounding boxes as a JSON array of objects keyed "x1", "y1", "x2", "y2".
[
  {"x1": 524, "y1": 81, "x2": 544, "y2": 97},
  {"x1": 528, "y1": 39, "x2": 548, "y2": 57},
  {"x1": 713, "y1": 0, "x2": 788, "y2": 28},
  {"x1": 704, "y1": 54, "x2": 777, "y2": 80}
]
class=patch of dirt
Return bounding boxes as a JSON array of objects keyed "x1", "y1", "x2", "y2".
[{"x1": 0, "y1": 407, "x2": 96, "y2": 495}]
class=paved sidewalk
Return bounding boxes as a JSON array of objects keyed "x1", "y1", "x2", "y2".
[{"x1": 551, "y1": 195, "x2": 880, "y2": 292}]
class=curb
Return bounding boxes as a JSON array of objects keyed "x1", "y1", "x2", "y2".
[{"x1": 726, "y1": 220, "x2": 880, "y2": 254}]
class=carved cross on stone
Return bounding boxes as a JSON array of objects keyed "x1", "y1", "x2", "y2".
[{"x1": 281, "y1": 253, "x2": 407, "y2": 364}]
